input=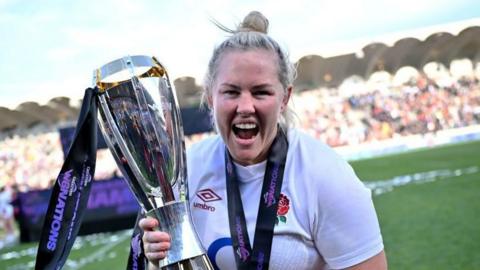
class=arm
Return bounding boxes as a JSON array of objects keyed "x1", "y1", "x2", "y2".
[
  {"x1": 346, "y1": 250, "x2": 387, "y2": 270},
  {"x1": 310, "y1": 153, "x2": 386, "y2": 269}
]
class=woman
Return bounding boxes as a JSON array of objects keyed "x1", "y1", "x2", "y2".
[{"x1": 140, "y1": 11, "x2": 387, "y2": 270}]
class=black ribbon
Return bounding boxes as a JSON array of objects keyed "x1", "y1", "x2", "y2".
[
  {"x1": 35, "y1": 87, "x2": 151, "y2": 270},
  {"x1": 35, "y1": 88, "x2": 98, "y2": 270},
  {"x1": 225, "y1": 128, "x2": 288, "y2": 270},
  {"x1": 126, "y1": 211, "x2": 148, "y2": 270}
]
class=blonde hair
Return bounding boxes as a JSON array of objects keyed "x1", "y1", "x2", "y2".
[{"x1": 203, "y1": 11, "x2": 297, "y2": 130}]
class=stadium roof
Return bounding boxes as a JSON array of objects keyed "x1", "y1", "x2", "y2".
[
  {"x1": 0, "y1": 97, "x2": 81, "y2": 132},
  {"x1": 1, "y1": 18, "x2": 480, "y2": 132},
  {"x1": 294, "y1": 19, "x2": 480, "y2": 89}
]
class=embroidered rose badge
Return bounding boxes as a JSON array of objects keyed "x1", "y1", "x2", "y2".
[{"x1": 276, "y1": 193, "x2": 290, "y2": 225}]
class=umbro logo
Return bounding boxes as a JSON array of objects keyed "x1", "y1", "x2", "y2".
[
  {"x1": 196, "y1": 188, "x2": 222, "y2": 202},
  {"x1": 194, "y1": 188, "x2": 222, "y2": 212}
]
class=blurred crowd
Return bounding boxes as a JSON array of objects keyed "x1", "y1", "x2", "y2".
[
  {"x1": 0, "y1": 132, "x2": 64, "y2": 192},
  {"x1": 0, "y1": 132, "x2": 119, "y2": 192},
  {"x1": 0, "y1": 72, "x2": 479, "y2": 193},
  {"x1": 295, "y1": 74, "x2": 480, "y2": 147}
]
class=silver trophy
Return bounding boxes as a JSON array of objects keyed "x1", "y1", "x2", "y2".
[{"x1": 94, "y1": 55, "x2": 213, "y2": 270}]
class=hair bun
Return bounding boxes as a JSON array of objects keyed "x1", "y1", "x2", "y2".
[{"x1": 238, "y1": 11, "x2": 269, "y2": 34}]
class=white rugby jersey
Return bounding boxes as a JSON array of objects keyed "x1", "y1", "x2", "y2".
[{"x1": 186, "y1": 129, "x2": 383, "y2": 269}]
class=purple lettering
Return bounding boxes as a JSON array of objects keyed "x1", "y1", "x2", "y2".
[
  {"x1": 47, "y1": 219, "x2": 61, "y2": 250},
  {"x1": 55, "y1": 198, "x2": 65, "y2": 214},
  {"x1": 47, "y1": 169, "x2": 73, "y2": 251},
  {"x1": 131, "y1": 234, "x2": 141, "y2": 270},
  {"x1": 88, "y1": 188, "x2": 134, "y2": 209},
  {"x1": 90, "y1": 191, "x2": 108, "y2": 208},
  {"x1": 235, "y1": 216, "x2": 250, "y2": 261},
  {"x1": 109, "y1": 189, "x2": 124, "y2": 205},
  {"x1": 263, "y1": 165, "x2": 279, "y2": 207},
  {"x1": 47, "y1": 240, "x2": 55, "y2": 250},
  {"x1": 236, "y1": 247, "x2": 250, "y2": 262},
  {"x1": 193, "y1": 202, "x2": 215, "y2": 212},
  {"x1": 52, "y1": 219, "x2": 61, "y2": 230},
  {"x1": 257, "y1": 251, "x2": 265, "y2": 269}
]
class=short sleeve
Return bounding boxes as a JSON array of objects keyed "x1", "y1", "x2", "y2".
[{"x1": 313, "y1": 160, "x2": 384, "y2": 269}]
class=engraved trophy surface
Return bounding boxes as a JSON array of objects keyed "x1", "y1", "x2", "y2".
[{"x1": 94, "y1": 55, "x2": 213, "y2": 269}]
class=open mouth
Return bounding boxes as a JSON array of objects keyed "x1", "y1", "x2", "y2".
[{"x1": 232, "y1": 123, "x2": 259, "y2": 140}]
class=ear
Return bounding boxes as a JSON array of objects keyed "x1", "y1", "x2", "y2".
[{"x1": 281, "y1": 86, "x2": 292, "y2": 112}]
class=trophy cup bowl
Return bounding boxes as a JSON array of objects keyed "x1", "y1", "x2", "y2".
[{"x1": 94, "y1": 55, "x2": 213, "y2": 269}]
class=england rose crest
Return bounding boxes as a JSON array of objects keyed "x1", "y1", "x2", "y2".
[{"x1": 276, "y1": 193, "x2": 290, "y2": 225}]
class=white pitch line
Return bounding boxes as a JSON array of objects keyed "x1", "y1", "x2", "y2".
[
  {"x1": 3, "y1": 231, "x2": 133, "y2": 270},
  {"x1": 364, "y1": 166, "x2": 480, "y2": 196},
  {"x1": 65, "y1": 230, "x2": 132, "y2": 269}
]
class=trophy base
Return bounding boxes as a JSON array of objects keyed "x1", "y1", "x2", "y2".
[{"x1": 160, "y1": 254, "x2": 213, "y2": 270}]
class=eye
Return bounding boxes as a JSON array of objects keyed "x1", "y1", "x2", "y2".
[
  {"x1": 226, "y1": 90, "x2": 237, "y2": 95},
  {"x1": 253, "y1": 89, "x2": 273, "y2": 96},
  {"x1": 252, "y1": 84, "x2": 275, "y2": 97},
  {"x1": 222, "y1": 89, "x2": 239, "y2": 97}
]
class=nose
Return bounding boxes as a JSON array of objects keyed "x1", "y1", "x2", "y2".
[{"x1": 236, "y1": 92, "x2": 255, "y2": 115}]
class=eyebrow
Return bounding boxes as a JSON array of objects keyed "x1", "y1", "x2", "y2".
[
  {"x1": 219, "y1": 83, "x2": 241, "y2": 90},
  {"x1": 251, "y1": 84, "x2": 273, "y2": 91},
  {"x1": 219, "y1": 83, "x2": 273, "y2": 90}
]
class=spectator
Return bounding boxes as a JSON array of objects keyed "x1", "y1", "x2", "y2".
[{"x1": 0, "y1": 184, "x2": 16, "y2": 247}]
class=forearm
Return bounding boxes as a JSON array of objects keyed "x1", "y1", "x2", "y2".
[{"x1": 346, "y1": 250, "x2": 387, "y2": 270}]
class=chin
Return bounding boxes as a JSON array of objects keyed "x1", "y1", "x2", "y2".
[{"x1": 233, "y1": 152, "x2": 262, "y2": 165}]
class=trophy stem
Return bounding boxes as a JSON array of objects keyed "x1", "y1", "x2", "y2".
[
  {"x1": 147, "y1": 202, "x2": 209, "y2": 268},
  {"x1": 161, "y1": 255, "x2": 214, "y2": 270}
]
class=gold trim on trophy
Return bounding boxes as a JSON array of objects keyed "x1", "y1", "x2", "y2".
[{"x1": 94, "y1": 55, "x2": 166, "y2": 92}]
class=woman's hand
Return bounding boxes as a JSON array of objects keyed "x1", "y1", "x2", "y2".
[{"x1": 139, "y1": 217, "x2": 171, "y2": 268}]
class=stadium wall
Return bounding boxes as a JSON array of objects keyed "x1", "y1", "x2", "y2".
[
  {"x1": 15, "y1": 177, "x2": 139, "y2": 242},
  {"x1": 335, "y1": 125, "x2": 480, "y2": 160}
]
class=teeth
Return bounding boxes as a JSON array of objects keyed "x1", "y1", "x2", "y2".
[{"x1": 235, "y1": 123, "x2": 256, "y2": 129}]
